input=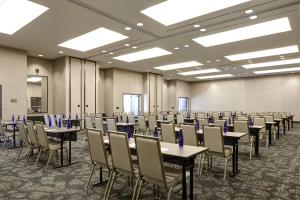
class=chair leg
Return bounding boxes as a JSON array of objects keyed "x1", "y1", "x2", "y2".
[
  {"x1": 1, "y1": 139, "x2": 7, "y2": 150},
  {"x1": 223, "y1": 158, "x2": 228, "y2": 180},
  {"x1": 249, "y1": 142, "x2": 252, "y2": 160},
  {"x1": 104, "y1": 170, "x2": 114, "y2": 200},
  {"x1": 35, "y1": 149, "x2": 42, "y2": 167},
  {"x1": 85, "y1": 164, "x2": 96, "y2": 191},
  {"x1": 135, "y1": 179, "x2": 143, "y2": 200},
  {"x1": 167, "y1": 186, "x2": 175, "y2": 200},
  {"x1": 46, "y1": 151, "x2": 53, "y2": 169},
  {"x1": 132, "y1": 177, "x2": 140, "y2": 200},
  {"x1": 106, "y1": 172, "x2": 117, "y2": 200},
  {"x1": 26, "y1": 146, "x2": 33, "y2": 161},
  {"x1": 266, "y1": 134, "x2": 269, "y2": 148},
  {"x1": 65, "y1": 148, "x2": 69, "y2": 160},
  {"x1": 17, "y1": 146, "x2": 24, "y2": 160},
  {"x1": 198, "y1": 154, "x2": 205, "y2": 175}
]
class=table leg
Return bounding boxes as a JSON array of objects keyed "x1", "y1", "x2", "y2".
[
  {"x1": 269, "y1": 127, "x2": 272, "y2": 145},
  {"x1": 13, "y1": 124, "x2": 16, "y2": 148},
  {"x1": 60, "y1": 134, "x2": 64, "y2": 166},
  {"x1": 231, "y1": 141, "x2": 236, "y2": 175},
  {"x1": 291, "y1": 117, "x2": 294, "y2": 128},
  {"x1": 283, "y1": 120, "x2": 286, "y2": 134},
  {"x1": 287, "y1": 119, "x2": 290, "y2": 131},
  {"x1": 68, "y1": 132, "x2": 72, "y2": 164},
  {"x1": 235, "y1": 140, "x2": 239, "y2": 173},
  {"x1": 255, "y1": 131, "x2": 259, "y2": 156},
  {"x1": 182, "y1": 162, "x2": 187, "y2": 200},
  {"x1": 189, "y1": 164, "x2": 194, "y2": 200},
  {"x1": 230, "y1": 139, "x2": 239, "y2": 176}
]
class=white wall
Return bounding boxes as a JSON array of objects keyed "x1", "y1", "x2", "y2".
[
  {"x1": 0, "y1": 47, "x2": 27, "y2": 120},
  {"x1": 27, "y1": 56, "x2": 54, "y2": 113},
  {"x1": 190, "y1": 74, "x2": 300, "y2": 120}
]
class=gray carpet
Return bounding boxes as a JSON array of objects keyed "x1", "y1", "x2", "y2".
[{"x1": 0, "y1": 124, "x2": 300, "y2": 200}]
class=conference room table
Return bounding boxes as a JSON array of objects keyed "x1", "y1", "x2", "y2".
[
  {"x1": 183, "y1": 118, "x2": 196, "y2": 123},
  {"x1": 45, "y1": 127, "x2": 82, "y2": 168},
  {"x1": 103, "y1": 136, "x2": 208, "y2": 200},
  {"x1": 174, "y1": 127, "x2": 247, "y2": 176},
  {"x1": 1, "y1": 120, "x2": 18, "y2": 148}
]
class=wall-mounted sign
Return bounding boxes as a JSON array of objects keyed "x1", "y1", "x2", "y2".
[{"x1": 10, "y1": 99, "x2": 17, "y2": 103}]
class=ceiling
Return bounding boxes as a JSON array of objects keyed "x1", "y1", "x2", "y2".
[{"x1": 0, "y1": 0, "x2": 300, "y2": 81}]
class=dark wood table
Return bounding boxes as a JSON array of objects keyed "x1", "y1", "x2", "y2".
[{"x1": 45, "y1": 127, "x2": 81, "y2": 167}]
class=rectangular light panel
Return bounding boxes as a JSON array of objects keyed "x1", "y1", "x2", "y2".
[
  {"x1": 196, "y1": 74, "x2": 233, "y2": 79},
  {"x1": 114, "y1": 47, "x2": 172, "y2": 62},
  {"x1": 254, "y1": 67, "x2": 300, "y2": 74},
  {"x1": 242, "y1": 58, "x2": 300, "y2": 69},
  {"x1": 0, "y1": 0, "x2": 49, "y2": 35},
  {"x1": 178, "y1": 68, "x2": 220, "y2": 76},
  {"x1": 225, "y1": 45, "x2": 299, "y2": 61},
  {"x1": 59, "y1": 27, "x2": 128, "y2": 52},
  {"x1": 141, "y1": 0, "x2": 250, "y2": 26},
  {"x1": 154, "y1": 61, "x2": 202, "y2": 71},
  {"x1": 193, "y1": 17, "x2": 291, "y2": 47}
]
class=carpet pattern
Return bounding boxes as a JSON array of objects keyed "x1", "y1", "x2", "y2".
[{"x1": 0, "y1": 124, "x2": 300, "y2": 200}]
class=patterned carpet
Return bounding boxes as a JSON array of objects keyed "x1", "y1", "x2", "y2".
[{"x1": 0, "y1": 124, "x2": 300, "y2": 200}]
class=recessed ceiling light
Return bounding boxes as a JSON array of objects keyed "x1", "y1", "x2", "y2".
[
  {"x1": 154, "y1": 61, "x2": 203, "y2": 71},
  {"x1": 59, "y1": 51, "x2": 64, "y2": 54},
  {"x1": 58, "y1": 27, "x2": 128, "y2": 52},
  {"x1": 193, "y1": 17, "x2": 291, "y2": 47},
  {"x1": 174, "y1": 47, "x2": 180, "y2": 50},
  {"x1": 232, "y1": 67, "x2": 237, "y2": 70},
  {"x1": 140, "y1": 0, "x2": 250, "y2": 26},
  {"x1": 280, "y1": 55, "x2": 285, "y2": 58},
  {"x1": 102, "y1": 50, "x2": 107, "y2": 53},
  {"x1": 125, "y1": 27, "x2": 132, "y2": 30},
  {"x1": 248, "y1": 60, "x2": 253, "y2": 63},
  {"x1": 124, "y1": 43, "x2": 130, "y2": 47},
  {"x1": 38, "y1": 54, "x2": 43, "y2": 57},
  {"x1": 254, "y1": 67, "x2": 300, "y2": 74},
  {"x1": 200, "y1": 28, "x2": 207, "y2": 32},
  {"x1": 137, "y1": 22, "x2": 143, "y2": 26},
  {"x1": 242, "y1": 58, "x2": 300, "y2": 69},
  {"x1": 178, "y1": 68, "x2": 220, "y2": 76},
  {"x1": 132, "y1": 46, "x2": 138, "y2": 49},
  {"x1": 249, "y1": 15, "x2": 257, "y2": 20},
  {"x1": 109, "y1": 52, "x2": 114, "y2": 55},
  {"x1": 184, "y1": 45, "x2": 189, "y2": 48},
  {"x1": 216, "y1": 59, "x2": 220, "y2": 62},
  {"x1": 113, "y1": 47, "x2": 172, "y2": 62},
  {"x1": 108, "y1": 61, "x2": 112, "y2": 64},
  {"x1": 0, "y1": 0, "x2": 49, "y2": 35},
  {"x1": 193, "y1": 24, "x2": 200, "y2": 28},
  {"x1": 225, "y1": 45, "x2": 299, "y2": 61},
  {"x1": 280, "y1": 57, "x2": 285, "y2": 60},
  {"x1": 196, "y1": 74, "x2": 233, "y2": 80},
  {"x1": 206, "y1": 60, "x2": 211, "y2": 63},
  {"x1": 146, "y1": 69, "x2": 150, "y2": 72},
  {"x1": 245, "y1": 9, "x2": 254, "y2": 14}
]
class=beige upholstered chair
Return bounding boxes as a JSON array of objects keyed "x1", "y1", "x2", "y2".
[
  {"x1": 26, "y1": 121, "x2": 41, "y2": 156},
  {"x1": 253, "y1": 117, "x2": 268, "y2": 147},
  {"x1": 134, "y1": 135, "x2": 181, "y2": 200},
  {"x1": 85, "y1": 129, "x2": 112, "y2": 197},
  {"x1": 167, "y1": 114, "x2": 174, "y2": 123},
  {"x1": 107, "y1": 118, "x2": 117, "y2": 131},
  {"x1": 35, "y1": 122, "x2": 68, "y2": 168},
  {"x1": 137, "y1": 116, "x2": 147, "y2": 134},
  {"x1": 265, "y1": 115, "x2": 276, "y2": 140},
  {"x1": 148, "y1": 115, "x2": 157, "y2": 132},
  {"x1": 202, "y1": 125, "x2": 232, "y2": 180},
  {"x1": 197, "y1": 113, "x2": 205, "y2": 119},
  {"x1": 84, "y1": 116, "x2": 94, "y2": 129},
  {"x1": 237, "y1": 116, "x2": 248, "y2": 121},
  {"x1": 160, "y1": 123, "x2": 176, "y2": 143},
  {"x1": 107, "y1": 131, "x2": 139, "y2": 199},
  {"x1": 128, "y1": 115, "x2": 135, "y2": 123},
  {"x1": 212, "y1": 112, "x2": 219, "y2": 119},
  {"x1": 190, "y1": 113, "x2": 196, "y2": 119},
  {"x1": 234, "y1": 120, "x2": 254, "y2": 159},
  {"x1": 157, "y1": 114, "x2": 164, "y2": 121},
  {"x1": 215, "y1": 119, "x2": 226, "y2": 127},
  {"x1": 95, "y1": 117, "x2": 104, "y2": 130},
  {"x1": 16, "y1": 122, "x2": 31, "y2": 160},
  {"x1": 198, "y1": 118, "x2": 209, "y2": 129},
  {"x1": 176, "y1": 114, "x2": 184, "y2": 126}
]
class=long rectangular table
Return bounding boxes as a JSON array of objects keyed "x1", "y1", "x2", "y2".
[
  {"x1": 103, "y1": 136, "x2": 208, "y2": 200},
  {"x1": 45, "y1": 127, "x2": 82, "y2": 168}
]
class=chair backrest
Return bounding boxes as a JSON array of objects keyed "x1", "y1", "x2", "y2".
[
  {"x1": 253, "y1": 117, "x2": 266, "y2": 132},
  {"x1": 56, "y1": 114, "x2": 62, "y2": 125},
  {"x1": 138, "y1": 116, "x2": 146, "y2": 131},
  {"x1": 128, "y1": 115, "x2": 135, "y2": 123},
  {"x1": 281, "y1": 112, "x2": 287, "y2": 118},
  {"x1": 265, "y1": 115, "x2": 274, "y2": 123},
  {"x1": 181, "y1": 124, "x2": 198, "y2": 146},
  {"x1": 107, "y1": 118, "x2": 117, "y2": 131},
  {"x1": 44, "y1": 114, "x2": 49, "y2": 126},
  {"x1": 160, "y1": 123, "x2": 176, "y2": 143},
  {"x1": 234, "y1": 120, "x2": 249, "y2": 134},
  {"x1": 0, "y1": 121, "x2": 5, "y2": 137},
  {"x1": 157, "y1": 114, "x2": 164, "y2": 121},
  {"x1": 167, "y1": 114, "x2": 174, "y2": 123},
  {"x1": 203, "y1": 125, "x2": 225, "y2": 155},
  {"x1": 190, "y1": 113, "x2": 195, "y2": 118},
  {"x1": 17, "y1": 122, "x2": 30, "y2": 146},
  {"x1": 109, "y1": 131, "x2": 134, "y2": 176},
  {"x1": 135, "y1": 135, "x2": 166, "y2": 186},
  {"x1": 237, "y1": 116, "x2": 248, "y2": 121},
  {"x1": 176, "y1": 114, "x2": 184, "y2": 126},
  {"x1": 35, "y1": 122, "x2": 49, "y2": 149},
  {"x1": 197, "y1": 113, "x2": 205, "y2": 119},
  {"x1": 215, "y1": 119, "x2": 226, "y2": 127},
  {"x1": 148, "y1": 115, "x2": 157, "y2": 131},
  {"x1": 95, "y1": 117, "x2": 104, "y2": 130},
  {"x1": 26, "y1": 121, "x2": 39, "y2": 147},
  {"x1": 50, "y1": 115, "x2": 56, "y2": 126},
  {"x1": 121, "y1": 113, "x2": 127, "y2": 122},
  {"x1": 224, "y1": 112, "x2": 230, "y2": 117},
  {"x1": 273, "y1": 113, "x2": 282, "y2": 120},
  {"x1": 198, "y1": 118, "x2": 209, "y2": 129},
  {"x1": 85, "y1": 116, "x2": 93, "y2": 129},
  {"x1": 212, "y1": 112, "x2": 219, "y2": 119},
  {"x1": 86, "y1": 130, "x2": 110, "y2": 168}
]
